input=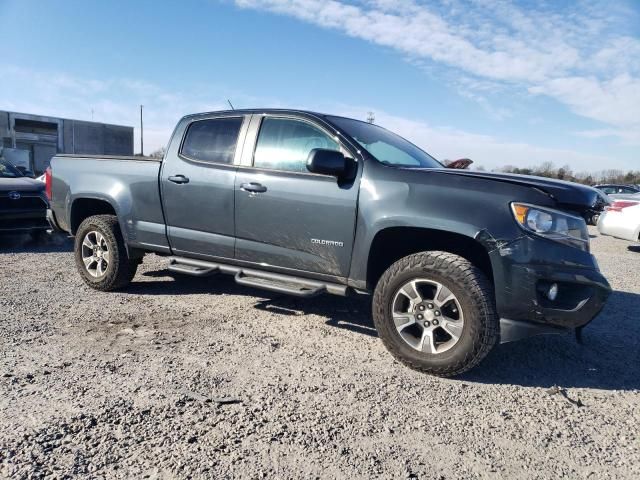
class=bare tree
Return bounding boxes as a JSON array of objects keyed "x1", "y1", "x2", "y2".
[
  {"x1": 149, "y1": 147, "x2": 166, "y2": 159},
  {"x1": 496, "y1": 163, "x2": 640, "y2": 186}
]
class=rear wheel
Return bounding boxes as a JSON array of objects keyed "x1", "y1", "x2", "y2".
[
  {"x1": 373, "y1": 251, "x2": 499, "y2": 377},
  {"x1": 74, "y1": 215, "x2": 137, "y2": 291}
]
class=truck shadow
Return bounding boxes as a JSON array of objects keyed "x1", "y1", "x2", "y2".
[
  {"x1": 135, "y1": 269, "x2": 377, "y2": 337},
  {"x1": 462, "y1": 290, "x2": 640, "y2": 391},
  {"x1": 254, "y1": 295, "x2": 377, "y2": 338},
  {"x1": 134, "y1": 270, "x2": 639, "y2": 391},
  {"x1": 0, "y1": 233, "x2": 73, "y2": 253}
]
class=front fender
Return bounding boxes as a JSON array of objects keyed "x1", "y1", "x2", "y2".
[{"x1": 348, "y1": 161, "x2": 546, "y2": 288}]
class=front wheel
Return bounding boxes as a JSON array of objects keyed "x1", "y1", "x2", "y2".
[
  {"x1": 74, "y1": 214, "x2": 137, "y2": 291},
  {"x1": 372, "y1": 251, "x2": 499, "y2": 377}
]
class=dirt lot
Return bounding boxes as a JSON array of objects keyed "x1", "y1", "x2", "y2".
[{"x1": 0, "y1": 227, "x2": 638, "y2": 479}]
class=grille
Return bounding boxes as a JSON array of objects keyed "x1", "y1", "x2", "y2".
[
  {"x1": 0, "y1": 217, "x2": 49, "y2": 230},
  {"x1": 0, "y1": 195, "x2": 47, "y2": 210}
]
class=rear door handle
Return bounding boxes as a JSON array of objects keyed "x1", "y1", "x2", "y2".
[
  {"x1": 168, "y1": 175, "x2": 189, "y2": 184},
  {"x1": 240, "y1": 182, "x2": 267, "y2": 193}
]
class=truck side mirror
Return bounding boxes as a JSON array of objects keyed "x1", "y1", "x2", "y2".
[{"x1": 306, "y1": 149, "x2": 347, "y2": 177}]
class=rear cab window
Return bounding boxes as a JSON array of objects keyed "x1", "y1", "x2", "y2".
[{"x1": 180, "y1": 117, "x2": 244, "y2": 164}]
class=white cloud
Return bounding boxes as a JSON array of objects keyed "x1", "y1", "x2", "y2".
[
  {"x1": 529, "y1": 75, "x2": 640, "y2": 144},
  {"x1": 0, "y1": 65, "x2": 227, "y2": 154},
  {"x1": 332, "y1": 105, "x2": 612, "y2": 172},
  {"x1": 0, "y1": 65, "x2": 631, "y2": 171},
  {"x1": 234, "y1": 0, "x2": 640, "y2": 143}
]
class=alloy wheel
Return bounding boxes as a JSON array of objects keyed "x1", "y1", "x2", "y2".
[
  {"x1": 81, "y1": 231, "x2": 110, "y2": 278},
  {"x1": 391, "y1": 278, "x2": 465, "y2": 354}
]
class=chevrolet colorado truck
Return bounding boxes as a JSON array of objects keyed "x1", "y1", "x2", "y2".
[{"x1": 47, "y1": 109, "x2": 611, "y2": 376}]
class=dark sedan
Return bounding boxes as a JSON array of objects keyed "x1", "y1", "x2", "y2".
[{"x1": 0, "y1": 159, "x2": 49, "y2": 237}]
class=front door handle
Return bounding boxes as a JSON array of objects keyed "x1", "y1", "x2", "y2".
[
  {"x1": 240, "y1": 182, "x2": 267, "y2": 193},
  {"x1": 168, "y1": 175, "x2": 190, "y2": 184}
]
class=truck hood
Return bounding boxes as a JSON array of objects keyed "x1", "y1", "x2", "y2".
[
  {"x1": 0, "y1": 177, "x2": 46, "y2": 193},
  {"x1": 430, "y1": 169, "x2": 601, "y2": 211}
]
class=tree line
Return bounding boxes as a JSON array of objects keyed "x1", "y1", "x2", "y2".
[{"x1": 476, "y1": 161, "x2": 640, "y2": 186}]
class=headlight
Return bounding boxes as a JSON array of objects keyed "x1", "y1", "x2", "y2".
[{"x1": 511, "y1": 203, "x2": 589, "y2": 251}]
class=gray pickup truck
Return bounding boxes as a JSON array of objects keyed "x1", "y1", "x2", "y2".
[{"x1": 47, "y1": 109, "x2": 611, "y2": 376}]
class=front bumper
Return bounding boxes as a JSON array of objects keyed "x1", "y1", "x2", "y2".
[
  {"x1": 490, "y1": 235, "x2": 612, "y2": 341},
  {"x1": 0, "y1": 211, "x2": 49, "y2": 234},
  {"x1": 46, "y1": 208, "x2": 64, "y2": 232}
]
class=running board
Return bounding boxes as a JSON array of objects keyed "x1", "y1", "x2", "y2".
[{"x1": 168, "y1": 256, "x2": 348, "y2": 298}]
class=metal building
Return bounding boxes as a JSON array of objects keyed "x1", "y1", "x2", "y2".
[{"x1": 0, "y1": 110, "x2": 134, "y2": 175}]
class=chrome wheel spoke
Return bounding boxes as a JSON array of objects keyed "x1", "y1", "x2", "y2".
[
  {"x1": 96, "y1": 259, "x2": 105, "y2": 276},
  {"x1": 441, "y1": 317, "x2": 463, "y2": 341},
  {"x1": 435, "y1": 283, "x2": 455, "y2": 307},
  {"x1": 419, "y1": 330, "x2": 436, "y2": 354},
  {"x1": 399, "y1": 281, "x2": 422, "y2": 303},
  {"x1": 83, "y1": 236, "x2": 95, "y2": 249},
  {"x1": 393, "y1": 313, "x2": 415, "y2": 332},
  {"x1": 82, "y1": 256, "x2": 94, "y2": 269}
]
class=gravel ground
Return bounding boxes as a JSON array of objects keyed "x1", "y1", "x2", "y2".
[{"x1": 0, "y1": 227, "x2": 638, "y2": 479}]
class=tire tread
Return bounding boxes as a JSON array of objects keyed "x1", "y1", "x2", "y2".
[
  {"x1": 74, "y1": 214, "x2": 136, "y2": 291},
  {"x1": 372, "y1": 251, "x2": 499, "y2": 377}
]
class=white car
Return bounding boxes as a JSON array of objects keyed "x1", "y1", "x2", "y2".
[{"x1": 597, "y1": 198, "x2": 640, "y2": 243}]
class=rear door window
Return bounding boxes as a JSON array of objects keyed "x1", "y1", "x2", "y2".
[{"x1": 181, "y1": 117, "x2": 243, "y2": 165}]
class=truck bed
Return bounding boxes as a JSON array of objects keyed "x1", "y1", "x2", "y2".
[
  {"x1": 54, "y1": 154, "x2": 162, "y2": 162},
  {"x1": 49, "y1": 154, "x2": 170, "y2": 253}
]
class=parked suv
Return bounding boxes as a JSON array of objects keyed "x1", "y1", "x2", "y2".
[{"x1": 47, "y1": 110, "x2": 611, "y2": 376}]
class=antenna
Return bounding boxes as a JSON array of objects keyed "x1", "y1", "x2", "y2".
[
  {"x1": 227, "y1": 99, "x2": 235, "y2": 110},
  {"x1": 366, "y1": 111, "x2": 375, "y2": 124}
]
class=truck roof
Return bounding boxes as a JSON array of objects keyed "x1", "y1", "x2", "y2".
[{"x1": 182, "y1": 108, "x2": 329, "y2": 119}]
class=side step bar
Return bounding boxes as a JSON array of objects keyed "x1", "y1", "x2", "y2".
[{"x1": 168, "y1": 256, "x2": 348, "y2": 298}]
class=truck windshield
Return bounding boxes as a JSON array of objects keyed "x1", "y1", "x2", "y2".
[
  {"x1": 0, "y1": 160, "x2": 23, "y2": 178},
  {"x1": 327, "y1": 116, "x2": 442, "y2": 169}
]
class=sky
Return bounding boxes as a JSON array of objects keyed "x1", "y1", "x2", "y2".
[{"x1": 0, "y1": 0, "x2": 638, "y2": 172}]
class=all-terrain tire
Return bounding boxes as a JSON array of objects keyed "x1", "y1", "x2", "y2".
[
  {"x1": 372, "y1": 251, "x2": 499, "y2": 377},
  {"x1": 74, "y1": 214, "x2": 137, "y2": 291}
]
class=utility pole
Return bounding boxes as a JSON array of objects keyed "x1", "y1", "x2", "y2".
[
  {"x1": 366, "y1": 111, "x2": 375, "y2": 124},
  {"x1": 140, "y1": 105, "x2": 144, "y2": 156}
]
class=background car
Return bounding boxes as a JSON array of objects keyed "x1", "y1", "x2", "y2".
[
  {"x1": 594, "y1": 184, "x2": 640, "y2": 195},
  {"x1": 0, "y1": 159, "x2": 49, "y2": 238},
  {"x1": 597, "y1": 198, "x2": 640, "y2": 243}
]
